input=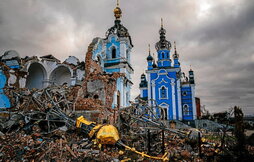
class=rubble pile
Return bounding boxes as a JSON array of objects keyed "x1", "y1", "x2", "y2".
[
  {"x1": 0, "y1": 129, "x2": 120, "y2": 161},
  {"x1": 1, "y1": 104, "x2": 254, "y2": 161},
  {"x1": 4, "y1": 86, "x2": 75, "y2": 112}
]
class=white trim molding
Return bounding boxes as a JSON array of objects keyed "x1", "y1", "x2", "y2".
[
  {"x1": 147, "y1": 73, "x2": 151, "y2": 106},
  {"x1": 159, "y1": 85, "x2": 168, "y2": 99},
  {"x1": 152, "y1": 80, "x2": 156, "y2": 106},
  {"x1": 191, "y1": 85, "x2": 197, "y2": 120},
  {"x1": 177, "y1": 79, "x2": 182, "y2": 120},
  {"x1": 171, "y1": 80, "x2": 176, "y2": 119}
]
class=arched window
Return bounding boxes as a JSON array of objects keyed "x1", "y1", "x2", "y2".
[
  {"x1": 112, "y1": 47, "x2": 116, "y2": 59},
  {"x1": 183, "y1": 104, "x2": 189, "y2": 115},
  {"x1": 161, "y1": 52, "x2": 165, "y2": 59},
  {"x1": 97, "y1": 56, "x2": 101, "y2": 65},
  {"x1": 160, "y1": 86, "x2": 167, "y2": 99}
]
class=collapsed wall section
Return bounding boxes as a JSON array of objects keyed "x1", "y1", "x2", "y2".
[{"x1": 74, "y1": 38, "x2": 124, "y2": 123}]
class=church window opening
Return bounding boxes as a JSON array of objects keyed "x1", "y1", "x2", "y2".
[
  {"x1": 160, "y1": 86, "x2": 167, "y2": 99},
  {"x1": 183, "y1": 104, "x2": 189, "y2": 115},
  {"x1": 161, "y1": 52, "x2": 165, "y2": 59},
  {"x1": 97, "y1": 56, "x2": 101, "y2": 65},
  {"x1": 93, "y1": 94, "x2": 99, "y2": 99},
  {"x1": 112, "y1": 47, "x2": 116, "y2": 59}
]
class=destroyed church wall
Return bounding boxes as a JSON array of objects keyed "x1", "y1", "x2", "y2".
[
  {"x1": 86, "y1": 80, "x2": 106, "y2": 103},
  {"x1": 25, "y1": 62, "x2": 47, "y2": 89},
  {"x1": 0, "y1": 50, "x2": 86, "y2": 108},
  {"x1": 49, "y1": 65, "x2": 72, "y2": 86},
  {"x1": 25, "y1": 60, "x2": 70, "y2": 88},
  {"x1": 23, "y1": 56, "x2": 83, "y2": 88},
  {"x1": 74, "y1": 38, "x2": 124, "y2": 123}
]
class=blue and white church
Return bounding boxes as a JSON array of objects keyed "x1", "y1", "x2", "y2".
[
  {"x1": 91, "y1": 1, "x2": 133, "y2": 108},
  {"x1": 139, "y1": 22, "x2": 197, "y2": 121}
]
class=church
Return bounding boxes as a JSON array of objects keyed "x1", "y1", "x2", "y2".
[
  {"x1": 89, "y1": 0, "x2": 133, "y2": 108},
  {"x1": 139, "y1": 21, "x2": 197, "y2": 121}
]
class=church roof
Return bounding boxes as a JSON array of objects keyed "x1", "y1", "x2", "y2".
[
  {"x1": 155, "y1": 19, "x2": 171, "y2": 51},
  {"x1": 146, "y1": 44, "x2": 153, "y2": 61},
  {"x1": 105, "y1": 1, "x2": 133, "y2": 47},
  {"x1": 147, "y1": 54, "x2": 153, "y2": 61}
]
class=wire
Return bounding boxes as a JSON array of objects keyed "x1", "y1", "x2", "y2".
[{"x1": 117, "y1": 141, "x2": 169, "y2": 161}]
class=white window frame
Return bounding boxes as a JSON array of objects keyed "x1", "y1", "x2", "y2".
[{"x1": 159, "y1": 85, "x2": 168, "y2": 99}]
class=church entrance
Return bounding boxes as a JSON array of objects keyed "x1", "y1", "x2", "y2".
[{"x1": 161, "y1": 108, "x2": 168, "y2": 120}]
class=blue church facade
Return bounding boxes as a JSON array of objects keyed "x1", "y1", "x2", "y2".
[
  {"x1": 91, "y1": 2, "x2": 133, "y2": 108},
  {"x1": 139, "y1": 22, "x2": 197, "y2": 121}
]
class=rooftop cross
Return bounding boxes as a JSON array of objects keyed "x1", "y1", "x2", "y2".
[
  {"x1": 161, "y1": 18, "x2": 164, "y2": 28},
  {"x1": 148, "y1": 44, "x2": 151, "y2": 55},
  {"x1": 117, "y1": 0, "x2": 119, "y2": 7}
]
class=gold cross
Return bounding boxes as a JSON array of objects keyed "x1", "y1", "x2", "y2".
[{"x1": 117, "y1": 0, "x2": 119, "y2": 7}]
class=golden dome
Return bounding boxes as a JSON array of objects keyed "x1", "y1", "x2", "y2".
[
  {"x1": 114, "y1": 0, "x2": 122, "y2": 19},
  {"x1": 114, "y1": 7, "x2": 122, "y2": 19}
]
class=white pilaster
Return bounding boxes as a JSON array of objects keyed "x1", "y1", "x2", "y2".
[
  {"x1": 177, "y1": 79, "x2": 182, "y2": 120},
  {"x1": 171, "y1": 80, "x2": 176, "y2": 119},
  {"x1": 120, "y1": 42, "x2": 126, "y2": 58},
  {"x1": 152, "y1": 81, "x2": 156, "y2": 106},
  {"x1": 123, "y1": 81, "x2": 126, "y2": 107},
  {"x1": 120, "y1": 78, "x2": 124, "y2": 107},
  {"x1": 191, "y1": 85, "x2": 197, "y2": 120},
  {"x1": 114, "y1": 91, "x2": 117, "y2": 107},
  {"x1": 147, "y1": 73, "x2": 151, "y2": 106}
]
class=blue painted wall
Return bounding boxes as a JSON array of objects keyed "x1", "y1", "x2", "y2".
[
  {"x1": 181, "y1": 86, "x2": 193, "y2": 120},
  {"x1": 0, "y1": 69, "x2": 11, "y2": 108}
]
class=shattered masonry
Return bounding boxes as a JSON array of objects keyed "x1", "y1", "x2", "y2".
[{"x1": 74, "y1": 38, "x2": 125, "y2": 123}]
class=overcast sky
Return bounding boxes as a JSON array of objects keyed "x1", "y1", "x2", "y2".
[{"x1": 0, "y1": 0, "x2": 254, "y2": 115}]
